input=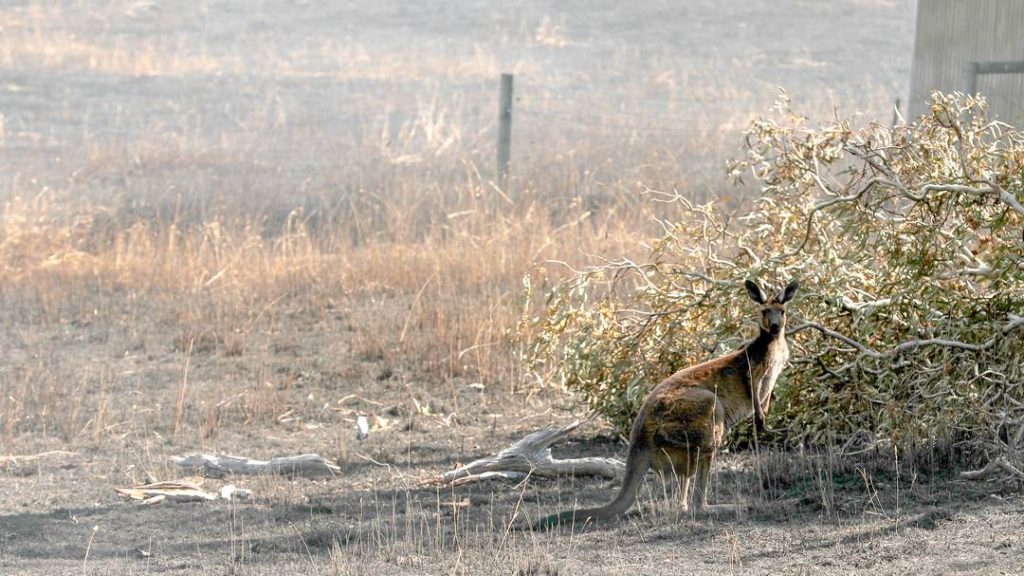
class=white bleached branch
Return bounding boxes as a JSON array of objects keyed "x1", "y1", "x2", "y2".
[
  {"x1": 171, "y1": 453, "x2": 340, "y2": 478},
  {"x1": 439, "y1": 420, "x2": 624, "y2": 486}
]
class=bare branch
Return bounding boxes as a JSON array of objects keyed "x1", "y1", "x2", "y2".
[
  {"x1": 793, "y1": 313, "x2": 1024, "y2": 359},
  {"x1": 438, "y1": 421, "x2": 624, "y2": 485},
  {"x1": 892, "y1": 338, "x2": 984, "y2": 354},
  {"x1": 920, "y1": 183, "x2": 1024, "y2": 215},
  {"x1": 959, "y1": 457, "x2": 1024, "y2": 481},
  {"x1": 790, "y1": 320, "x2": 882, "y2": 358},
  {"x1": 841, "y1": 296, "x2": 892, "y2": 314},
  {"x1": 171, "y1": 453, "x2": 340, "y2": 478}
]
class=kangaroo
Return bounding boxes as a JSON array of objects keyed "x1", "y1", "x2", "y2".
[{"x1": 532, "y1": 279, "x2": 798, "y2": 530}]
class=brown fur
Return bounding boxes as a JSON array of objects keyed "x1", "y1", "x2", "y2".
[{"x1": 532, "y1": 279, "x2": 798, "y2": 530}]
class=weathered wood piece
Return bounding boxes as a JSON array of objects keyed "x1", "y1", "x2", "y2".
[
  {"x1": 116, "y1": 479, "x2": 252, "y2": 505},
  {"x1": 440, "y1": 420, "x2": 624, "y2": 485},
  {"x1": 451, "y1": 471, "x2": 528, "y2": 486},
  {"x1": 959, "y1": 456, "x2": 1024, "y2": 481},
  {"x1": 171, "y1": 453, "x2": 340, "y2": 478},
  {"x1": 115, "y1": 481, "x2": 218, "y2": 504}
]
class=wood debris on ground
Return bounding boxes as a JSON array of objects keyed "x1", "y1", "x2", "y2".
[
  {"x1": 171, "y1": 452, "x2": 340, "y2": 478},
  {"x1": 115, "y1": 478, "x2": 252, "y2": 505}
]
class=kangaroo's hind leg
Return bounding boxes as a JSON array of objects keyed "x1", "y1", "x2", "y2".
[
  {"x1": 651, "y1": 388, "x2": 721, "y2": 518},
  {"x1": 676, "y1": 471, "x2": 692, "y2": 512},
  {"x1": 692, "y1": 401, "x2": 732, "y2": 514},
  {"x1": 652, "y1": 447, "x2": 697, "y2": 521},
  {"x1": 693, "y1": 450, "x2": 740, "y2": 515},
  {"x1": 692, "y1": 449, "x2": 714, "y2": 512}
]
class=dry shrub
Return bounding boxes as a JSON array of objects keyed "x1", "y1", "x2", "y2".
[{"x1": 527, "y1": 92, "x2": 1024, "y2": 462}]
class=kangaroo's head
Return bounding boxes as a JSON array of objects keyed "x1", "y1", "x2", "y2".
[{"x1": 745, "y1": 279, "x2": 799, "y2": 336}]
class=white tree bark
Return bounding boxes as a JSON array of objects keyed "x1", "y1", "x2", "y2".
[
  {"x1": 171, "y1": 453, "x2": 340, "y2": 478},
  {"x1": 959, "y1": 457, "x2": 1024, "y2": 481},
  {"x1": 440, "y1": 420, "x2": 625, "y2": 486}
]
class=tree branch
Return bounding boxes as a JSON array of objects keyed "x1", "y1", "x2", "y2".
[
  {"x1": 791, "y1": 313, "x2": 1024, "y2": 360},
  {"x1": 920, "y1": 183, "x2": 1024, "y2": 215},
  {"x1": 171, "y1": 453, "x2": 340, "y2": 478},
  {"x1": 959, "y1": 456, "x2": 1024, "y2": 480},
  {"x1": 437, "y1": 420, "x2": 624, "y2": 486}
]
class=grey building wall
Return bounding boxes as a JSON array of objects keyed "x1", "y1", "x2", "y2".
[{"x1": 909, "y1": 0, "x2": 1024, "y2": 124}]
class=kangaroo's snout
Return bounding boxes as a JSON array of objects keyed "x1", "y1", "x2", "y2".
[{"x1": 761, "y1": 306, "x2": 786, "y2": 335}]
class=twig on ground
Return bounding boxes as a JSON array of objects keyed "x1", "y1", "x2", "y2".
[{"x1": 0, "y1": 450, "x2": 78, "y2": 468}]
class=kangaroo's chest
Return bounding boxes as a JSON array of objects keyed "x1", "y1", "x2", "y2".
[{"x1": 755, "y1": 341, "x2": 789, "y2": 402}]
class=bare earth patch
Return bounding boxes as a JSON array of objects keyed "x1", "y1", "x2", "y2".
[{"x1": 2, "y1": 293, "x2": 1022, "y2": 575}]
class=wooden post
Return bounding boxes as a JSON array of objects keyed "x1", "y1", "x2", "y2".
[
  {"x1": 963, "y1": 62, "x2": 979, "y2": 96},
  {"x1": 496, "y1": 73, "x2": 514, "y2": 188}
]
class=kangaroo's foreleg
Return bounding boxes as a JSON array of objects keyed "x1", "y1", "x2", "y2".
[
  {"x1": 655, "y1": 449, "x2": 695, "y2": 513},
  {"x1": 753, "y1": 383, "x2": 768, "y2": 433}
]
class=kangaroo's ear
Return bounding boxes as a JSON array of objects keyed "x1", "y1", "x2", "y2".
[
  {"x1": 745, "y1": 279, "x2": 766, "y2": 304},
  {"x1": 777, "y1": 279, "x2": 800, "y2": 304}
]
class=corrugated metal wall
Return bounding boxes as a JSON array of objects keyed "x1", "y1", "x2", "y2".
[{"x1": 909, "y1": 0, "x2": 1024, "y2": 123}]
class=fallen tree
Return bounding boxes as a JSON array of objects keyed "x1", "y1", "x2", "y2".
[{"x1": 523, "y1": 92, "x2": 1024, "y2": 477}]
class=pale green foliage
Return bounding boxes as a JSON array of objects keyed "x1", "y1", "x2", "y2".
[{"x1": 527, "y1": 93, "x2": 1024, "y2": 455}]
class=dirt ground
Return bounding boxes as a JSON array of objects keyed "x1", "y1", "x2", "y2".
[
  {"x1": 2, "y1": 295, "x2": 1022, "y2": 576},
  {"x1": 3, "y1": 1, "x2": 1024, "y2": 575}
]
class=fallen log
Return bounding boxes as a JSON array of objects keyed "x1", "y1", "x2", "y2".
[
  {"x1": 959, "y1": 456, "x2": 1024, "y2": 481},
  {"x1": 171, "y1": 453, "x2": 340, "y2": 478},
  {"x1": 439, "y1": 420, "x2": 624, "y2": 486}
]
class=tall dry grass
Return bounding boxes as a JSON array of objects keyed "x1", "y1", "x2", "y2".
[{"x1": 0, "y1": 179, "x2": 654, "y2": 454}]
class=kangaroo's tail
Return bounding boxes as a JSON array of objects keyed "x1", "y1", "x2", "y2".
[{"x1": 531, "y1": 434, "x2": 652, "y2": 531}]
